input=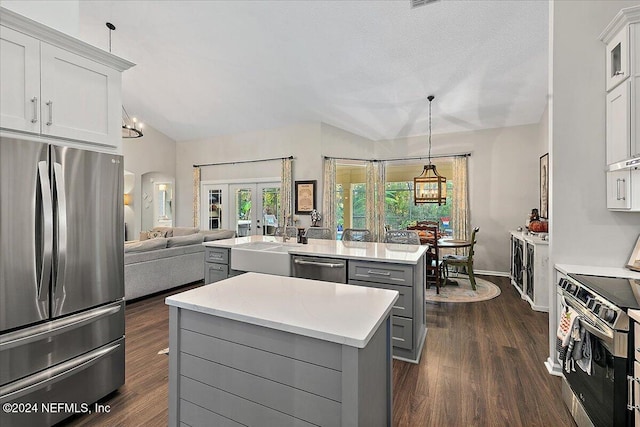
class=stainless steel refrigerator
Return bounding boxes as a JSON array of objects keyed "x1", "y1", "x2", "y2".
[{"x1": 0, "y1": 137, "x2": 125, "y2": 426}]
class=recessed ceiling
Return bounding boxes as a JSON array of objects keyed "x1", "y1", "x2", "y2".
[{"x1": 78, "y1": 0, "x2": 548, "y2": 142}]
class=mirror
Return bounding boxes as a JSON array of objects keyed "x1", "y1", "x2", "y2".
[
  {"x1": 155, "y1": 182, "x2": 173, "y2": 227},
  {"x1": 141, "y1": 172, "x2": 175, "y2": 230}
]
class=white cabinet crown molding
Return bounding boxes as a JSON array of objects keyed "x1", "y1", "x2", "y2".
[
  {"x1": 0, "y1": 7, "x2": 134, "y2": 72},
  {"x1": 600, "y1": 5, "x2": 640, "y2": 43}
]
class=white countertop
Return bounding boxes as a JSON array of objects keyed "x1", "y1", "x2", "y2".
[
  {"x1": 204, "y1": 235, "x2": 427, "y2": 264},
  {"x1": 165, "y1": 272, "x2": 398, "y2": 348},
  {"x1": 555, "y1": 263, "x2": 640, "y2": 279},
  {"x1": 510, "y1": 230, "x2": 549, "y2": 245}
]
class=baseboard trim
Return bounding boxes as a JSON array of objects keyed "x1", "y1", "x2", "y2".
[{"x1": 475, "y1": 270, "x2": 510, "y2": 277}]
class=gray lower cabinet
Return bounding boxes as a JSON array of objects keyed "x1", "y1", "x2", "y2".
[
  {"x1": 348, "y1": 259, "x2": 426, "y2": 363},
  {"x1": 169, "y1": 307, "x2": 392, "y2": 427},
  {"x1": 204, "y1": 247, "x2": 230, "y2": 283}
]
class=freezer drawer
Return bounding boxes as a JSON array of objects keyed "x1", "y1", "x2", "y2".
[
  {"x1": 0, "y1": 337, "x2": 124, "y2": 427},
  {"x1": 0, "y1": 300, "x2": 124, "y2": 385}
]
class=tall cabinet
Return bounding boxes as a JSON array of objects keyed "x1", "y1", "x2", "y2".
[
  {"x1": 509, "y1": 231, "x2": 549, "y2": 312},
  {"x1": 0, "y1": 7, "x2": 133, "y2": 427},
  {"x1": 601, "y1": 6, "x2": 640, "y2": 211}
]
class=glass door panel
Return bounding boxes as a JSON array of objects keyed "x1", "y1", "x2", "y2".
[
  {"x1": 258, "y1": 184, "x2": 280, "y2": 235},
  {"x1": 207, "y1": 188, "x2": 222, "y2": 230},
  {"x1": 230, "y1": 184, "x2": 253, "y2": 236}
]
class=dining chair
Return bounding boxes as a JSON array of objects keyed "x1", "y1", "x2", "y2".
[
  {"x1": 442, "y1": 227, "x2": 480, "y2": 290},
  {"x1": 304, "y1": 227, "x2": 332, "y2": 240},
  {"x1": 383, "y1": 230, "x2": 421, "y2": 245},
  {"x1": 273, "y1": 226, "x2": 298, "y2": 238},
  {"x1": 420, "y1": 225, "x2": 443, "y2": 294},
  {"x1": 341, "y1": 228, "x2": 373, "y2": 242}
]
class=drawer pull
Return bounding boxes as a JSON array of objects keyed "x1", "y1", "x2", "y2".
[
  {"x1": 392, "y1": 337, "x2": 405, "y2": 343},
  {"x1": 367, "y1": 270, "x2": 391, "y2": 276},
  {"x1": 31, "y1": 96, "x2": 38, "y2": 123}
]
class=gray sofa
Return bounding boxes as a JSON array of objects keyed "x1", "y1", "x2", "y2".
[{"x1": 124, "y1": 227, "x2": 235, "y2": 300}]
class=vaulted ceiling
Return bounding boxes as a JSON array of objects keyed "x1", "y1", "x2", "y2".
[{"x1": 78, "y1": 0, "x2": 548, "y2": 142}]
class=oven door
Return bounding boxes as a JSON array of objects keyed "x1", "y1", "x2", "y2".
[{"x1": 560, "y1": 295, "x2": 629, "y2": 427}]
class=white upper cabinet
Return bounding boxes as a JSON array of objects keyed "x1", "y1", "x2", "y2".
[
  {"x1": 601, "y1": 6, "x2": 640, "y2": 211},
  {"x1": 0, "y1": 8, "x2": 134, "y2": 151},
  {"x1": 605, "y1": 25, "x2": 629, "y2": 92},
  {"x1": 40, "y1": 43, "x2": 121, "y2": 146},
  {"x1": 606, "y1": 80, "x2": 631, "y2": 164},
  {"x1": 0, "y1": 26, "x2": 40, "y2": 134}
]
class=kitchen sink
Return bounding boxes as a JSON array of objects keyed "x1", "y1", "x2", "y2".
[{"x1": 231, "y1": 241, "x2": 301, "y2": 276}]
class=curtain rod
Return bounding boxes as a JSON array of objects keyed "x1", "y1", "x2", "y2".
[
  {"x1": 323, "y1": 153, "x2": 471, "y2": 162},
  {"x1": 194, "y1": 156, "x2": 293, "y2": 168}
]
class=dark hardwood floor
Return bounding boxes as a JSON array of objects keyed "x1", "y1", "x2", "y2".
[{"x1": 61, "y1": 276, "x2": 575, "y2": 427}]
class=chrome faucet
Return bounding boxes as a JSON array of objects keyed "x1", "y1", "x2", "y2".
[{"x1": 282, "y1": 232, "x2": 290, "y2": 242}]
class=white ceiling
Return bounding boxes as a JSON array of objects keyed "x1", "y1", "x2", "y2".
[{"x1": 78, "y1": 0, "x2": 548, "y2": 142}]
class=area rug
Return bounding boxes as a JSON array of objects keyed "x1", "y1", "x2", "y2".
[{"x1": 426, "y1": 276, "x2": 501, "y2": 303}]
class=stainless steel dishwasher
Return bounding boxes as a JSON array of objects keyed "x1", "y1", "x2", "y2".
[{"x1": 291, "y1": 255, "x2": 347, "y2": 283}]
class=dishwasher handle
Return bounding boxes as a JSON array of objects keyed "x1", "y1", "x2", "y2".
[{"x1": 293, "y1": 259, "x2": 345, "y2": 268}]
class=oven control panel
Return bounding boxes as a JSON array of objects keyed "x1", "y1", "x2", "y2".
[{"x1": 558, "y1": 277, "x2": 626, "y2": 331}]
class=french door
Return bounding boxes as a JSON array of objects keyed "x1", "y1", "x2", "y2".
[
  {"x1": 229, "y1": 183, "x2": 280, "y2": 236},
  {"x1": 202, "y1": 181, "x2": 280, "y2": 236}
]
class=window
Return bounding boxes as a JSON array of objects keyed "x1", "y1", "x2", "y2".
[{"x1": 384, "y1": 180, "x2": 453, "y2": 233}]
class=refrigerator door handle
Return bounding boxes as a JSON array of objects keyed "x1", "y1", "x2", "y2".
[
  {"x1": 52, "y1": 162, "x2": 67, "y2": 313},
  {"x1": 0, "y1": 340, "x2": 122, "y2": 402},
  {"x1": 36, "y1": 161, "x2": 53, "y2": 306},
  {"x1": 0, "y1": 301, "x2": 122, "y2": 350}
]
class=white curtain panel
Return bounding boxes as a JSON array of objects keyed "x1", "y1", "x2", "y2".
[
  {"x1": 365, "y1": 161, "x2": 377, "y2": 240},
  {"x1": 192, "y1": 166, "x2": 201, "y2": 228},
  {"x1": 322, "y1": 158, "x2": 336, "y2": 239},
  {"x1": 280, "y1": 158, "x2": 293, "y2": 227},
  {"x1": 375, "y1": 161, "x2": 386, "y2": 242},
  {"x1": 452, "y1": 156, "x2": 470, "y2": 253}
]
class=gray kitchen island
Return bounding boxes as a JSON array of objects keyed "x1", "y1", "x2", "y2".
[
  {"x1": 203, "y1": 236, "x2": 428, "y2": 363},
  {"x1": 166, "y1": 272, "x2": 398, "y2": 427}
]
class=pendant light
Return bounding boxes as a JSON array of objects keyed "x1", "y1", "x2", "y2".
[
  {"x1": 106, "y1": 22, "x2": 144, "y2": 139},
  {"x1": 414, "y1": 95, "x2": 446, "y2": 205}
]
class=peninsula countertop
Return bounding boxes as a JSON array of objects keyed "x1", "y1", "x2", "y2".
[
  {"x1": 165, "y1": 272, "x2": 398, "y2": 348},
  {"x1": 203, "y1": 235, "x2": 428, "y2": 264}
]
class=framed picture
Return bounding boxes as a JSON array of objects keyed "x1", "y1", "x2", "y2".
[
  {"x1": 627, "y1": 234, "x2": 640, "y2": 272},
  {"x1": 295, "y1": 180, "x2": 316, "y2": 214},
  {"x1": 540, "y1": 153, "x2": 549, "y2": 219}
]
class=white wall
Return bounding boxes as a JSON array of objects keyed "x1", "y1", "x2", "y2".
[
  {"x1": 2, "y1": 1, "x2": 79, "y2": 37},
  {"x1": 175, "y1": 123, "x2": 322, "y2": 229},
  {"x1": 551, "y1": 0, "x2": 640, "y2": 269},
  {"x1": 122, "y1": 124, "x2": 177, "y2": 239},
  {"x1": 376, "y1": 124, "x2": 541, "y2": 273},
  {"x1": 176, "y1": 119, "x2": 542, "y2": 273}
]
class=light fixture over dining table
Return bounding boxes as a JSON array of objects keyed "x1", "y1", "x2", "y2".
[{"x1": 414, "y1": 95, "x2": 446, "y2": 205}]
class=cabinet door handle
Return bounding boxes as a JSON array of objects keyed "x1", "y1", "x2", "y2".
[
  {"x1": 31, "y1": 97, "x2": 38, "y2": 123},
  {"x1": 46, "y1": 100, "x2": 53, "y2": 126},
  {"x1": 616, "y1": 178, "x2": 621, "y2": 200},
  {"x1": 620, "y1": 178, "x2": 626, "y2": 201},
  {"x1": 614, "y1": 70, "x2": 625, "y2": 76}
]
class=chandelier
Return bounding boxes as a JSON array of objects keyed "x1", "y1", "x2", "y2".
[
  {"x1": 122, "y1": 106, "x2": 143, "y2": 138},
  {"x1": 414, "y1": 95, "x2": 446, "y2": 205},
  {"x1": 106, "y1": 22, "x2": 144, "y2": 139}
]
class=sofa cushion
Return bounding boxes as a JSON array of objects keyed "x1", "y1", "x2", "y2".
[
  {"x1": 201, "y1": 229, "x2": 236, "y2": 241},
  {"x1": 167, "y1": 233, "x2": 204, "y2": 248},
  {"x1": 125, "y1": 238, "x2": 168, "y2": 253},
  {"x1": 172, "y1": 227, "x2": 200, "y2": 237},
  {"x1": 124, "y1": 244, "x2": 204, "y2": 265}
]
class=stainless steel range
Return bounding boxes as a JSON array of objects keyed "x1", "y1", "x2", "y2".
[{"x1": 557, "y1": 273, "x2": 639, "y2": 427}]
